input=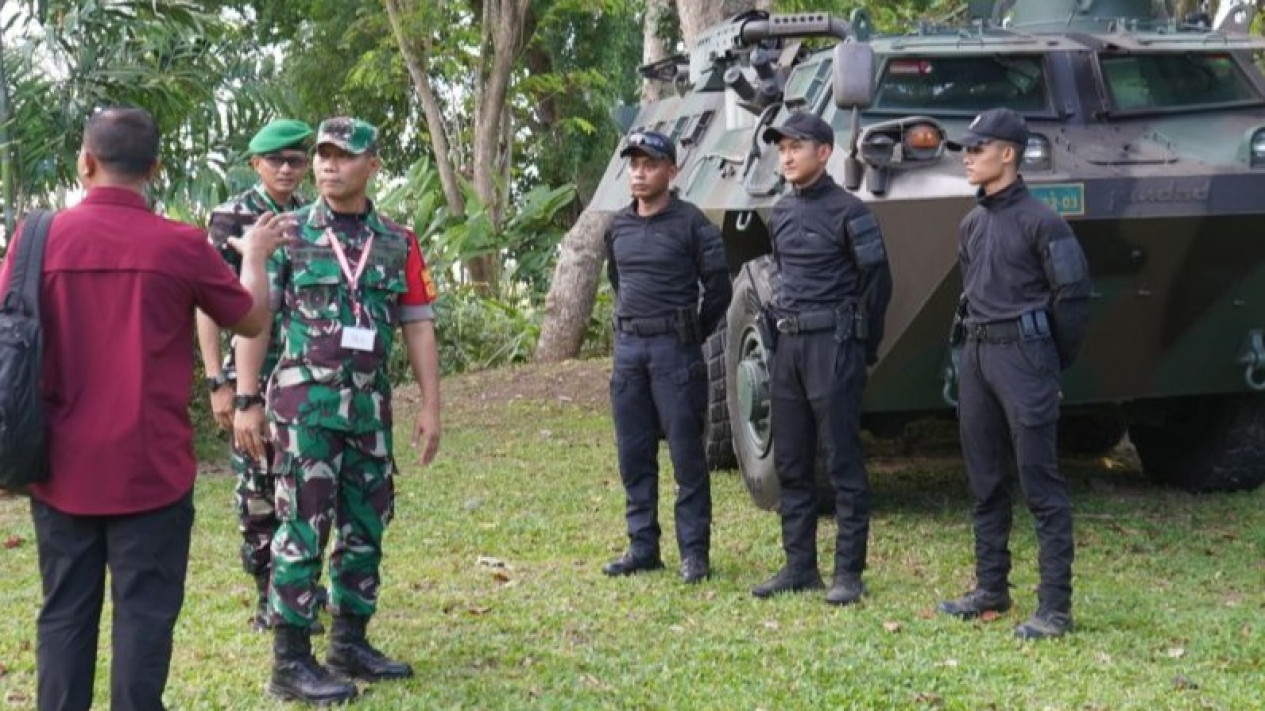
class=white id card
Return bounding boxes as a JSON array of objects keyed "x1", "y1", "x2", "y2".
[{"x1": 341, "y1": 326, "x2": 376, "y2": 352}]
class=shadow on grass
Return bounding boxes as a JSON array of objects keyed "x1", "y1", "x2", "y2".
[{"x1": 858, "y1": 417, "x2": 1161, "y2": 518}]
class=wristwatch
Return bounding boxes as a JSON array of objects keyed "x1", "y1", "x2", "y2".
[
  {"x1": 205, "y1": 372, "x2": 233, "y2": 393},
  {"x1": 234, "y1": 393, "x2": 266, "y2": 411}
]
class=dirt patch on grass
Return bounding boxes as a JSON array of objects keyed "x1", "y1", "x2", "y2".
[{"x1": 400, "y1": 358, "x2": 613, "y2": 415}]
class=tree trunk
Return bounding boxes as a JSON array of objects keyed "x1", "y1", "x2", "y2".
[
  {"x1": 468, "y1": 0, "x2": 530, "y2": 295},
  {"x1": 383, "y1": 0, "x2": 466, "y2": 217},
  {"x1": 0, "y1": 25, "x2": 18, "y2": 235},
  {"x1": 641, "y1": 0, "x2": 674, "y2": 103},
  {"x1": 533, "y1": 0, "x2": 770, "y2": 361},
  {"x1": 534, "y1": 209, "x2": 615, "y2": 362}
]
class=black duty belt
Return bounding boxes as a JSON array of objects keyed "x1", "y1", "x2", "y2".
[
  {"x1": 967, "y1": 321, "x2": 1022, "y2": 343},
  {"x1": 617, "y1": 316, "x2": 677, "y2": 337},
  {"x1": 967, "y1": 318, "x2": 1051, "y2": 343},
  {"x1": 775, "y1": 309, "x2": 837, "y2": 335}
]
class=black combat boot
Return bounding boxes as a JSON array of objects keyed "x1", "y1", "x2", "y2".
[
  {"x1": 326, "y1": 614, "x2": 414, "y2": 681},
  {"x1": 824, "y1": 572, "x2": 866, "y2": 606},
  {"x1": 601, "y1": 551, "x2": 664, "y2": 577},
  {"x1": 679, "y1": 554, "x2": 710, "y2": 584},
  {"x1": 938, "y1": 587, "x2": 1013, "y2": 619},
  {"x1": 751, "y1": 565, "x2": 825, "y2": 599},
  {"x1": 1014, "y1": 607, "x2": 1073, "y2": 640},
  {"x1": 268, "y1": 624, "x2": 357, "y2": 704}
]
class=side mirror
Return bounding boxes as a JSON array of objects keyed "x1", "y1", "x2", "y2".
[{"x1": 833, "y1": 42, "x2": 875, "y2": 110}]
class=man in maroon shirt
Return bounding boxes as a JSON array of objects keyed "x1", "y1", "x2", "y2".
[{"x1": 0, "y1": 107, "x2": 286, "y2": 711}]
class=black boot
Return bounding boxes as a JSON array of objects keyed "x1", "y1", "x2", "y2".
[
  {"x1": 268, "y1": 624, "x2": 357, "y2": 704},
  {"x1": 249, "y1": 573, "x2": 272, "y2": 632},
  {"x1": 939, "y1": 587, "x2": 1013, "y2": 619},
  {"x1": 1014, "y1": 606, "x2": 1073, "y2": 640},
  {"x1": 327, "y1": 614, "x2": 413, "y2": 681},
  {"x1": 751, "y1": 565, "x2": 824, "y2": 599},
  {"x1": 825, "y1": 572, "x2": 866, "y2": 606}
]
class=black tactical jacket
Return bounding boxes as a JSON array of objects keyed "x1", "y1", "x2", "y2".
[
  {"x1": 959, "y1": 177, "x2": 1092, "y2": 367},
  {"x1": 605, "y1": 195, "x2": 732, "y2": 337},
  {"x1": 769, "y1": 172, "x2": 893, "y2": 364}
]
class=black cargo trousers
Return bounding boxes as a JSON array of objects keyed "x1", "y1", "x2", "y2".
[
  {"x1": 958, "y1": 330, "x2": 1073, "y2": 613},
  {"x1": 770, "y1": 330, "x2": 870, "y2": 577},
  {"x1": 610, "y1": 329, "x2": 711, "y2": 561},
  {"x1": 30, "y1": 492, "x2": 194, "y2": 711}
]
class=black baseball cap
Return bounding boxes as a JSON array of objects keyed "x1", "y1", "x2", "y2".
[
  {"x1": 762, "y1": 112, "x2": 835, "y2": 146},
  {"x1": 619, "y1": 130, "x2": 677, "y2": 163},
  {"x1": 946, "y1": 108, "x2": 1030, "y2": 151}
]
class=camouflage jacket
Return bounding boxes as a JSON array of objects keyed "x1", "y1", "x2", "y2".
[
  {"x1": 266, "y1": 199, "x2": 416, "y2": 434},
  {"x1": 207, "y1": 185, "x2": 307, "y2": 382}
]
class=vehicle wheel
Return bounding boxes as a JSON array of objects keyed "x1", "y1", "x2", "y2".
[
  {"x1": 726, "y1": 257, "x2": 780, "y2": 510},
  {"x1": 1130, "y1": 395, "x2": 1265, "y2": 492},
  {"x1": 1057, "y1": 411, "x2": 1127, "y2": 456},
  {"x1": 724, "y1": 258, "x2": 837, "y2": 512},
  {"x1": 702, "y1": 324, "x2": 736, "y2": 471}
]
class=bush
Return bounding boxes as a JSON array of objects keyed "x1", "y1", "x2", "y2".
[
  {"x1": 190, "y1": 355, "x2": 230, "y2": 464},
  {"x1": 387, "y1": 288, "x2": 541, "y2": 383},
  {"x1": 384, "y1": 282, "x2": 616, "y2": 385},
  {"x1": 579, "y1": 282, "x2": 615, "y2": 359}
]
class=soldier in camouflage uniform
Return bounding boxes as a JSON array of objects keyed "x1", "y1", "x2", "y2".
[
  {"x1": 198, "y1": 118, "x2": 316, "y2": 633},
  {"x1": 235, "y1": 117, "x2": 441, "y2": 705}
]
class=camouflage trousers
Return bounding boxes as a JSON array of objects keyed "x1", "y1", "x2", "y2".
[
  {"x1": 232, "y1": 439, "x2": 277, "y2": 576},
  {"x1": 269, "y1": 423, "x2": 396, "y2": 627}
]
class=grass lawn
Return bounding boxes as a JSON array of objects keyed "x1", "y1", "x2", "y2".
[{"x1": 1, "y1": 360, "x2": 1262, "y2": 710}]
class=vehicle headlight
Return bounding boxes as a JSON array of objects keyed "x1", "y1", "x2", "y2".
[
  {"x1": 1023, "y1": 134, "x2": 1052, "y2": 171},
  {"x1": 903, "y1": 123, "x2": 942, "y2": 160},
  {"x1": 1251, "y1": 129, "x2": 1265, "y2": 167}
]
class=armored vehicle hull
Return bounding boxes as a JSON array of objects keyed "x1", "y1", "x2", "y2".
[{"x1": 591, "y1": 2, "x2": 1265, "y2": 506}]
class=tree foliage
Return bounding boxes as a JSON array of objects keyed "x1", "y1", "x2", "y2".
[{"x1": 0, "y1": 0, "x2": 282, "y2": 231}]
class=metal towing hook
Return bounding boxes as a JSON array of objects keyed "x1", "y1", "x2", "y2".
[{"x1": 1239, "y1": 329, "x2": 1265, "y2": 392}]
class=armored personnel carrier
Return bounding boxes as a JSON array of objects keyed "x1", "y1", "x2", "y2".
[{"x1": 589, "y1": 0, "x2": 1265, "y2": 508}]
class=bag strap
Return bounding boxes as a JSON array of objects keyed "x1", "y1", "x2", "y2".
[{"x1": 5, "y1": 209, "x2": 53, "y2": 318}]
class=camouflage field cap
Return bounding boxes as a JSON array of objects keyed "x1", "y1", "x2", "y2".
[{"x1": 316, "y1": 117, "x2": 379, "y2": 155}]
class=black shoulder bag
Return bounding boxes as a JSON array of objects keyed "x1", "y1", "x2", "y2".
[{"x1": 0, "y1": 210, "x2": 53, "y2": 493}]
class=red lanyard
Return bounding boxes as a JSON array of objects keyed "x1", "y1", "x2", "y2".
[{"x1": 326, "y1": 233, "x2": 375, "y2": 324}]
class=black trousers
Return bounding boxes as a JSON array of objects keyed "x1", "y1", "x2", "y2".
[
  {"x1": 610, "y1": 331, "x2": 711, "y2": 559},
  {"x1": 770, "y1": 331, "x2": 870, "y2": 575},
  {"x1": 958, "y1": 337, "x2": 1074, "y2": 612},
  {"x1": 31, "y1": 492, "x2": 195, "y2": 711}
]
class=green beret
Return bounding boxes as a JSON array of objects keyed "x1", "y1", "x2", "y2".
[
  {"x1": 316, "y1": 117, "x2": 379, "y2": 155},
  {"x1": 248, "y1": 119, "x2": 314, "y2": 155}
]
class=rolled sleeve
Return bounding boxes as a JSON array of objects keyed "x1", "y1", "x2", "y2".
[
  {"x1": 191, "y1": 239, "x2": 252, "y2": 328},
  {"x1": 399, "y1": 303, "x2": 435, "y2": 323}
]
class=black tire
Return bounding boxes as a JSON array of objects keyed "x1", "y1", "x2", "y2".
[
  {"x1": 725, "y1": 257, "x2": 833, "y2": 512},
  {"x1": 726, "y1": 258, "x2": 780, "y2": 510},
  {"x1": 702, "y1": 325, "x2": 737, "y2": 471},
  {"x1": 1057, "y1": 411, "x2": 1127, "y2": 456},
  {"x1": 1130, "y1": 395, "x2": 1265, "y2": 492}
]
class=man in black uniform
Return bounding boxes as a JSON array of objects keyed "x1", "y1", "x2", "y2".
[
  {"x1": 938, "y1": 108, "x2": 1091, "y2": 639},
  {"x1": 751, "y1": 112, "x2": 892, "y2": 605},
  {"x1": 602, "y1": 130, "x2": 731, "y2": 584}
]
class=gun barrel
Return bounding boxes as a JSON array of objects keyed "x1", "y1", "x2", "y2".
[{"x1": 739, "y1": 14, "x2": 852, "y2": 46}]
